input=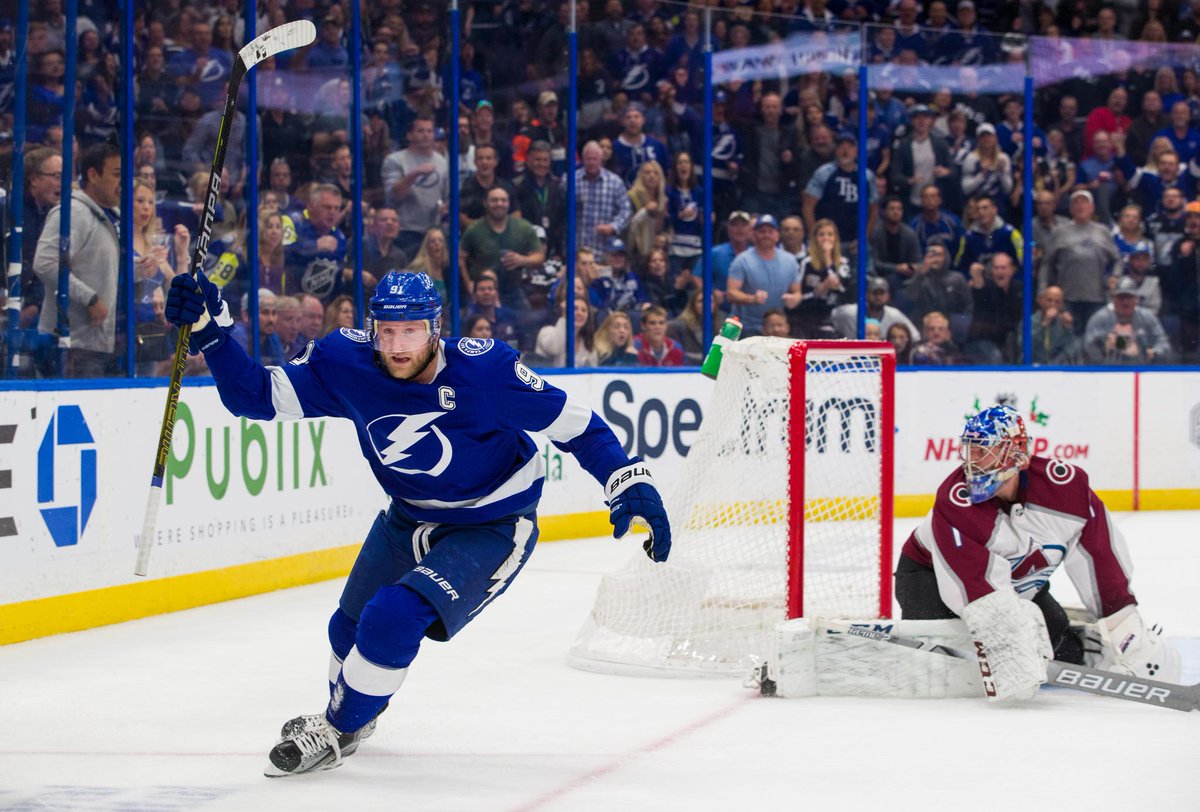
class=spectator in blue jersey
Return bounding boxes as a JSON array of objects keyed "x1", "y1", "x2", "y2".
[
  {"x1": 956, "y1": 195, "x2": 1022, "y2": 272},
  {"x1": 740, "y1": 92, "x2": 800, "y2": 222},
  {"x1": 611, "y1": 104, "x2": 670, "y2": 185},
  {"x1": 182, "y1": 88, "x2": 248, "y2": 193},
  {"x1": 1118, "y1": 146, "x2": 1196, "y2": 217},
  {"x1": 996, "y1": 98, "x2": 1045, "y2": 161},
  {"x1": 890, "y1": 105, "x2": 955, "y2": 220},
  {"x1": 710, "y1": 210, "x2": 753, "y2": 301},
  {"x1": 708, "y1": 91, "x2": 742, "y2": 226},
  {"x1": 1044, "y1": 189, "x2": 1121, "y2": 332},
  {"x1": 1078, "y1": 130, "x2": 1121, "y2": 225},
  {"x1": 870, "y1": 197, "x2": 923, "y2": 294},
  {"x1": 1147, "y1": 188, "x2": 1190, "y2": 267},
  {"x1": 306, "y1": 14, "x2": 349, "y2": 72},
  {"x1": 1154, "y1": 101, "x2": 1200, "y2": 165},
  {"x1": 893, "y1": 0, "x2": 930, "y2": 60},
  {"x1": 932, "y1": 0, "x2": 997, "y2": 66},
  {"x1": 864, "y1": 102, "x2": 893, "y2": 179},
  {"x1": 665, "y1": 151, "x2": 704, "y2": 276},
  {"x1": 961, "y1": 124, "x2": 1015, "y2": 217},
  {"x1": 726, "y1": 214, "x2": 802, "y2": 337},
  {"x1": 803, "y1": 132, "x2": 877, "y2": 258},
  {"x1": 1111, "y1": 204, "x2": 1152, "y2": 270},
  {"x1": 459, "y1": 273, "x2": 523, "y2": 350},
  {"x1": 608, "y1": 23, "x2": 664, "y2": 104},
  {"x1": 167, "y1": 20, "x2": 231, "y2": 108},
  {"x1": 594, "y1": 240, "x2": 648, "y2": 315},
  {"x1": 286, "y1": 184, "x2": 348, "y2": 306},
  {"x1": 575, "y1": 141, "x2": 634, "y2": 256},
  {"x1": 664, "y1": 9, "x2": 705, "y2": 73},
  {"x1": 910, "y1": 184, "x2": 965, "y2": 254}
]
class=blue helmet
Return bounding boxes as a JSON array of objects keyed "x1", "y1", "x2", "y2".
[
  {"x1": 369, "y1": 271, "x2": 442, "y2": 324},
  {"x1": 959, "y1": 405, "x2": 1029, "y2": 504}
]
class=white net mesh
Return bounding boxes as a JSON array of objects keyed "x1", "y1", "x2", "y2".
[{"x1": 569, "y1": 337, "x2": 891, "y2": 677}]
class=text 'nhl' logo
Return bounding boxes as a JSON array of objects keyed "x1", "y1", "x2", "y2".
[{"x1": 367, "y1": 412, "x2": 453, "y2": 476}]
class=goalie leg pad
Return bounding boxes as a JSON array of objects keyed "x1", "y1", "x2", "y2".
[{"x1": 763, "y1": 618, "x2": 984, "y2": 698}]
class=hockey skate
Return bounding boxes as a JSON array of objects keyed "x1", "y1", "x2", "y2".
[
  {"x1": 278, "y1": 702, "x2": 386, "y2": 742},
  {"x1": 264, "y1": 715, "x2": 363, "y2": 777}
]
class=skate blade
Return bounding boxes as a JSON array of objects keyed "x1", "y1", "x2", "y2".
[{"x1": 263, "y1": 757, "x2": 344, "y2": 778}]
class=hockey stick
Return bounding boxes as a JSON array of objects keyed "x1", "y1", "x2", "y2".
[
  {"x1": 826, "y1": 621, "x2": 1200, "y2": 712},
  {"x1": 134, "y1": 20, "x2": 316, "y2": 577}
]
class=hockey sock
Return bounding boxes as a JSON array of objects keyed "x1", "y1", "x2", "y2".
[
  {"x1": 327, "y1": 585, "x2": 438, "y2": 733},
  {"x1": 327, "y1": 607, "x2": 359, "y2": 696}
]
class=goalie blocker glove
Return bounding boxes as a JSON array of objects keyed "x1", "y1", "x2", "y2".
[
  {"x1": 165, "y1": 270, "x2": 234, "y2": 354},
  {"x1": 606, "y1": 458, "x2": 672, "y2": 562},
  {"x1": 1084, "y1": 604, "x2": 1181, "y2": 683},
  {"x1": 961, "y1": 589, "x2": 1053, "y2": 702}
]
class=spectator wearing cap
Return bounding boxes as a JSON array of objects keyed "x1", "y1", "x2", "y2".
[
  {"x1": 382, "y1": 115, "x2": 450, "y2": 260},
  {"x1": 608, "y1": 22, "x2": 664, "y2": 103},
  {"x1": 306, "y1": 14, "x2": 349, "y2": 71},
  {"x1": 1147, "y1": 187, "x2": 1189, "y2": 266},
  {"x1": 965, "y1": 252, "x2": 1023, "y2": 363},
  {"x1": 956, "y1": 195, "x2": 1022, "y2": 273},
  {"x1": 515, "y1": 141, "x2": 567, "y2": 259},
  {"x1": 869, "y1": 196, "x2": 922, "y2": 293},
  {"x1": 961, "y1": 123, "x2": 1014, "y2": 216},
  {"x1": 740, "y1": 92, "x2": 800, "y2": 222},
  {"x1": 711, "y1": 210, "x2": 754, "y2": 299},
  {"x1": 831, "y1": 276, "x2": 920, "y2": 342},
  {"x1": 803, "y1": 132, "x2": 878, "y2": 256},
  {"x1": 471, "y1": 100, "x2": 515, "y2": 180},
  {"x1": 1120, "y1": 240, "x2": 1162, "y2": 314},
  {"x1": 459, "y1": 186, "x2": 544, "y2": 310},
  {"x1": 593, "y1": 239, "x2": 648, "y2": 315},
  {"x1": 933, "y1": 0, "x2": 998, "y2": 65},
  {"x1": 1084, "y1": 88, "x2": 1132, "y2": 160},
  {"x1": 726, "y1": 214, "x2": 802, "y2": 337},
  {"x1": 1045, "y1": 189, "x2": 1121, "y2": 331},
  {"x1": 1084, "y1": 276, "x2": 1172, "y2": 364},
  {"x1": 910, "y1": 184, "x2": 966, "y2": 255},
  {"x1": 611, "y1": 104, "x2": 670, "y2": 185},
  {"x1": 519, "y1": 92, "x2": 569, "y2": 177},
  {"x1": 575, "y1": 140, "x2": 633, "y2": 256},
  {"x1": 890, "y1": 104, "x2": 955, "y2": 220},
  {"x1": 460, "y1": 144, "x2": 519, "y2": 229}
]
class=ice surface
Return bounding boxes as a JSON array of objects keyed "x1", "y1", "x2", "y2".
[{"x1": 0, "y1": 512, "x2": 1196, "y2": 811}]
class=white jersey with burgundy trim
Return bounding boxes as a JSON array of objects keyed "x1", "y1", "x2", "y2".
[{"x1": 899, "y1": 456, "x2": 1137, "y2": 619}]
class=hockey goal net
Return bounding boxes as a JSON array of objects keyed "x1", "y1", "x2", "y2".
[{"x1": 569, "y1": 337, "x2": 894, "y2": 676}]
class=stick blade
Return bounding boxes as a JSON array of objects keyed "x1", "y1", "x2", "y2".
[{"x1": 238, "y1": 20, "x2": 317, "y2": 67}]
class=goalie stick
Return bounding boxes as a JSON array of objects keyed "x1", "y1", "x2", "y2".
[
  {"x1": 134, "y1": 20, "x2": 316, "y2": 577},
  {"x1": 825, "y1": 621, "x2": 1200, "y2": 712}
]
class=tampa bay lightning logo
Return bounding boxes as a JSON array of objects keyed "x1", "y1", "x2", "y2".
[
  {"x1": 367, "y1": 412, "x2": 453, "y2": 476},
  {"x1": 457, "y1": 337, "x2": 494, "y2": 356},
  {"x1": 340, "y1": 328, "x2": 371, "y2": 343},
  {"x1": 413, "y1": 166, "x2": 443, "y2": 190}
]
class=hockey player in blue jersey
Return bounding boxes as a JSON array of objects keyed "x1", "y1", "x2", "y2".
[{"x1": 164, "y1": 269, "x2": 672, "y2": 777}]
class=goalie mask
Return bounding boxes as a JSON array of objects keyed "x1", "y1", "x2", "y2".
[
  {"x1": 959, "y1": 405, "x2": 1030, "y2": 504},
  {"x1": 368, "y1": 271, "x2": 442, "y2": 354}
]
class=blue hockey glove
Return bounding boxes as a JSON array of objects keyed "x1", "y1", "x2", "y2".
[
  {"x1": 165, "y1": 271, "x2": 233, "y2": 354},
  {"x1": 606, "y1": 458, "x2": 672, "y2": 562}
]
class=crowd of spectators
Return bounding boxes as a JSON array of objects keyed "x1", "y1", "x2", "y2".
[{"x1": 3, "y1": 0, "x2": 1200, "y2": 376}]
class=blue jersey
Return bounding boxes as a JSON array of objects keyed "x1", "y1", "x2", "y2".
[{"x1": 204, "y1": 331, "x2": 631, "y2": 524}]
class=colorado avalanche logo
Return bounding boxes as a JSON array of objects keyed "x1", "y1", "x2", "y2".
[
  {"x1": 458, "y1": 337, "x2": 494, "y2": 356},
  {"x1": 367, "y1": 412, "x2": 454, "y2": 476},
  {"x1": 1045, "y1": 459, "x2": 1076, "y2": 485},
  {"x1": 949, "y1": 482, "x2": 973, "y2": 508}
]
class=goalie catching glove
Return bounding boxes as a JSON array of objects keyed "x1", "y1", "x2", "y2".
[
  {"x1": 1083, "y1": 604, "x2": 1181, "y2": 683},
  {"x1": 606, "y1": 458, "x2": 671, "y2": 562},
  {"x1": 165, "y1": 270, "x2": 234, "y2": 354}
]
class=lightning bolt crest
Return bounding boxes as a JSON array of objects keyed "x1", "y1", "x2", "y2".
[{"x1": 379, "y1": 412, "x2": 442, "y2": 467}]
